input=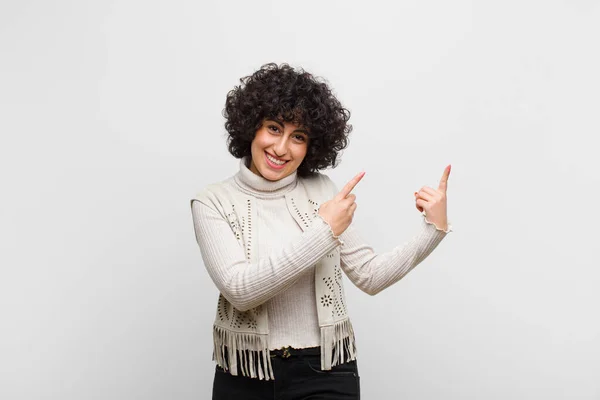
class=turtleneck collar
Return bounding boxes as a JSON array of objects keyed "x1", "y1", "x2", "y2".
[{"x1": 233, "y1": 156, "x2": 298, "y2": 199}]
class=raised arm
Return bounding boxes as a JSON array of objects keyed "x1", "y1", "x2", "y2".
[
  {"x1": 322, "y1": 174, "x2": 452, "y2": 295},
  {"x1": 191, "y1": 199, "x2": 342, "y2": 311},
  {"x1": 338, "y1": 216, "x2": 451, "y2": 295}
]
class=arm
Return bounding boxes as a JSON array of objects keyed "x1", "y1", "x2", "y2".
[
  {"x1": 321, "y1": 175, "x2": 452, "y2": 295},
  {"x1": 191, "y1": 199, "x2": 343, "y2": 311},
  {"x1": 338, "y1": 216, "x2": 451, "y2": 295}
]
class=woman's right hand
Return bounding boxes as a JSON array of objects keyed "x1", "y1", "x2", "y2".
[{"x1": 318, "y1": 172, "x2": 365, "y2": 237}]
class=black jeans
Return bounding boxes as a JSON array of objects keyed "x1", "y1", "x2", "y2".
[{"x1": 212, "y1": 346, "x2": 360, "y2": 399}]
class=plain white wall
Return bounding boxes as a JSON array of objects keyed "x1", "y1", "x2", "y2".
[{"x1": 1, "y1": 0, "x2": 599, "y2": 399}]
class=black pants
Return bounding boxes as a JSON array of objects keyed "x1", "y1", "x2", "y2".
[{"x1": 212, "y1": 347, "x2": 360, "y2": 399}]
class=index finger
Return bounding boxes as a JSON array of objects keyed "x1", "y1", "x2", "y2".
[
  {"x1": 438, "y1": 164, "x2": 451, "y2": 193},
  {"x1": 336, "y1": 172, "x2": 365, "y2": 200}
]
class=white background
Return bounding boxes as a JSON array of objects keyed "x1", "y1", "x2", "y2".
[{"x1": 1, "y1": 0, "x2": 599, "y2": 399}]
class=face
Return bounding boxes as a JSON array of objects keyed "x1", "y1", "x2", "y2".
[{"x1": 249, "y1": 118, "x2": 310, "y2": 181}]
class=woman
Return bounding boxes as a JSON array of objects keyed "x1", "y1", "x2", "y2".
[{"x1": 191, "y1": 63, "x2": 452, "y2": 399}]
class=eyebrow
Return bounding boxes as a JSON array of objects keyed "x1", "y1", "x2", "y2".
[{"x1": 267, "y1": 119, "x2": 309, "y2": 135}]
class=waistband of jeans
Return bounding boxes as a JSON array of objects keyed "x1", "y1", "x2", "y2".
[{"x1": 269, "y1": 346, "x2": 320, "y2": 358}]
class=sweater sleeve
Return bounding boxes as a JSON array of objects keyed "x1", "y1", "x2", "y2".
[
  {"x1": 338, "y1": 216, "x2": 452, "y2": 295},
  {"x1": 322, "y1": 175, "x2": 453, "y2": 295},
  {"x1": 191, "y1": 199, "x2": 343, "y2": 311}
]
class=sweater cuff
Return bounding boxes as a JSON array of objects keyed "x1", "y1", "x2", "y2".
[
  {"x1": 313, "y1": 214, "x2": 345, "y2": 246},
  {"x1": 422, "y1": 212, "x2": 453, "y2": 234}
]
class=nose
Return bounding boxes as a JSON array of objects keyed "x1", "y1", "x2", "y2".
[{"x1": 273, "y1": 137, "x2": 288, "y2": 158}]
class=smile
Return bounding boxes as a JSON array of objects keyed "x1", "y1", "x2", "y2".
[{"x1": 265, "y1": 152, "x2": 288, "y2": 168}]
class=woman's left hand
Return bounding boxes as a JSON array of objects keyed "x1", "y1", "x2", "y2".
[{"x1": 414, "y1": 165, "x2": 451, "y2": 231}]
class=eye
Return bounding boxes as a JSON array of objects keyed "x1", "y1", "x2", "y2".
[
  {"x1": 293, "y1": 134, "x2": 306, "y2": 142},
  {"x1": 267, "y1": 125, "x2": 280, "y2": 133}
]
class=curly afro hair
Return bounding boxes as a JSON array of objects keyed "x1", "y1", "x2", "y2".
[{"x1": 223, "y1": 63, "x2": 352, "y2": 177}]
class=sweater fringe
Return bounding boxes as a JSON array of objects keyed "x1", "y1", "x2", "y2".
[
  {"x1": 213, "y1": 325, "x2": 274, "y2": 381},
  {"x1": 320, "y1": 318, "x2": 357, "y2": 370}
]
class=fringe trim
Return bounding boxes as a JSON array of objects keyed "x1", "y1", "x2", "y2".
[
  {"x1": 213, "y1": 325, "x2": 274, "y2": 381},
  {"x1": 320, "y1": 318, "x2": 357, "y2": 370}
]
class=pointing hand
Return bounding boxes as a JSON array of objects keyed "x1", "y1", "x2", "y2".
[
  {"x1": 414, "y1": 165, "x2": 451, "y2": 231},
  {"x1": 318, "y1": 172, "x2": 365, "y2": 237}
]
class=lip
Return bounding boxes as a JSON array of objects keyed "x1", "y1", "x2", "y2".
[{"x1": 265, "y1": 151, "x2": 288, "y2": 169}]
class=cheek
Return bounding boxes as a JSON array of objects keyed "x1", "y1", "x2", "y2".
[
  {"x1": 294, "y1": 147, "x2": 308, "y2": 162},
  {"x1": 250, "y1": 138, "x2": 264, "y2": 152},
  {"x1": 251, "y1": 131, "x2": 272, "y2": 150}
]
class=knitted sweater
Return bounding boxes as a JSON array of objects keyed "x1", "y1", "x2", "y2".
[{"x1": 191, "y1": 156, "x2": 452, "y2": 351}]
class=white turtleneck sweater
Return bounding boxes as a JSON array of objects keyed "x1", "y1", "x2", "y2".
[{"x1": 191, "y1": 157, "x2": 451, "y2": 350}]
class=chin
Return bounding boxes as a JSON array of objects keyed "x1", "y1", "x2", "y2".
[{"x1": 261, "y1": 167, "x2": 289, "y2": 181}]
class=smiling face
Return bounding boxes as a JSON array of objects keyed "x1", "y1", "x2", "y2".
[{"x1": 249, "y1": 118, "x2": 310, "y2": 181}]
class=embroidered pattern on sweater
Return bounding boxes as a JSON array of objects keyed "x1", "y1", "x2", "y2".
[
  {"x1": 231, "y1": 308, "x2": 243, "y2": 329},
  {"x1": 217, "y1": 294, "x2": 229, "y2": 322},
  {"x1": 333, "y1": 265, "x2": 347, "y2": 316},
  {"x1": 223, "y1": 202, "x2": 262, "y2": 331},
  {"x1": 229, "y1": 309, "x2": 258, "y2": 330},
  {"x1": 308, "y1": 199, "x2": 320, "y2": 220},
  {"x1": 226, "y1": 202, "x2": 253, "y2": 263},
  {"x1": 320, "y1": 294, "x2": 333, "y2": 306},
  {"x1": 246, "y1": 199, "x2": 252, "y2": 261},
  {"x1": 226, "y1": 205, "x2": 242, "y2": 241},
  {"x1": 290, "y1": 197, "x2": 309, "y2": 228},
  {"x1": 247, "y1": 318, "x2": 258, "y2": 330},
  {"x1": 320, "y1": 264, "x2": 347, "y2": 318}
]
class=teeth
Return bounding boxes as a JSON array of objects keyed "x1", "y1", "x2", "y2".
[{"x1": 266, "y1": 153, "x2": 286, "y2": 165}]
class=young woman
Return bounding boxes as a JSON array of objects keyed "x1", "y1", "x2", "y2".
[{"x1": 191, "y1": 63, "x2": 452, "y2": 399}]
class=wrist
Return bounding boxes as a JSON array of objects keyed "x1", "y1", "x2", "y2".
[{"x1": 422, "y1": 212, "x2": 450, "y2": 233}]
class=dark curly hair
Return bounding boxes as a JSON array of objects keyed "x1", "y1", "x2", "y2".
[{"x1": 223, "y1": 63, "x2": 352, "y2": 177}]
